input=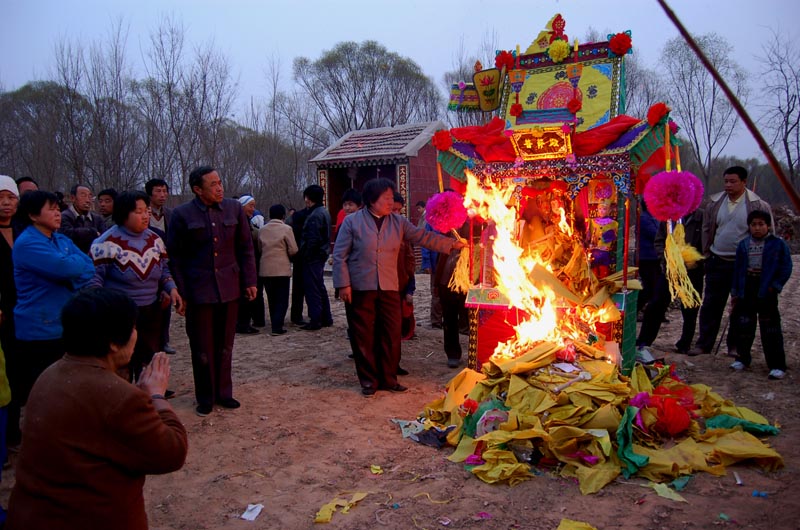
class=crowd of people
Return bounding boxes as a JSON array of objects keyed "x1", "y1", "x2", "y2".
[{"x1": 0, "y1": 163, "x2": 791, "y2": 526}]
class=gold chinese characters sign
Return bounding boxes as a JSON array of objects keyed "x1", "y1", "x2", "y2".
[{"x1": 511, "y1": 127, "x2": 572, "y2": 161}]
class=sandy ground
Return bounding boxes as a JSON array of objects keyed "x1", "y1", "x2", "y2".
[{"x1": 2, "y1": 258, "x2": 800, "y2": 530}]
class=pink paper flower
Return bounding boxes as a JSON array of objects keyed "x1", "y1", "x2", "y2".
[
  {"x1": 643, "y1": 171, "x2": 698, "y2": 221},
  {"x1": 426, "y1": 191, "x2": 468, "y2": 233}
]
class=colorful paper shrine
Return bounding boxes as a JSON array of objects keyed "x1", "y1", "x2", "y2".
[{"x1": 412, "y1": 14, "x2": 783, "y2": 492}]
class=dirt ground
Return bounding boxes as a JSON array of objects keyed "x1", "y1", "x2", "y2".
[{"x1": 3, "y1": 258, "x2": 799, "y2": 530}]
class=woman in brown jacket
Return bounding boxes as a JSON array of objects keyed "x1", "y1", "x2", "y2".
[{"x1": 7, "y1": 288, "x2": 188, "y2": 530}]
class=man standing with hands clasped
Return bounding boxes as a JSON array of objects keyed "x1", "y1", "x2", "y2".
[{"x1": 167, "y1": 166, "x2": 257, "y2": 416}]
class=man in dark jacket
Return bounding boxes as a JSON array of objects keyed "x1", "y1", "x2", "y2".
[
  {"x1": 288, "y1": 206, "x2": 310, "y2": 325},
  {"x1": 59, "y1": 184, "x2": 106, "y2": 254},
  {"x1": 146, "y1": 178, "x2": 177, "y2": 354},
  {"x1": 299, "y1": 185, "x2": 332, "y2": 331},
  {"x1": 167, "y1": 166, "x2": 257, "y2": 417}
]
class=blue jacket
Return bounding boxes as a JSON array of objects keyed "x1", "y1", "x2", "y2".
[
  {"x1": 13, "y1": 226, "x2": 95, "y2": 340},
  {"x1": 420, "y1": 223, "x2": 440, "y2": 271},
  {"x1": 731, "y1": 234, "x2": 792, "y2": 299}
]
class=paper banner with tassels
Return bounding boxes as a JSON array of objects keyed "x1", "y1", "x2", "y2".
[{"x1": 642, "y1": 113, "x2": 704, "y2": 308}]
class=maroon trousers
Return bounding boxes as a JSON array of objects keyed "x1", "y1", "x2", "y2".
[
  {"x1": 348, "y1": 290, "x2": 401, "y2": 391},
  {"x1": 185, "y1": 301, "x2": 238, "y2": 407}
]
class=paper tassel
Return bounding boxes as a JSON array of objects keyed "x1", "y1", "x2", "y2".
[
  {"x1": 664, "y1": 222, "x2": 702, "y2": 308},
  {"x1": 448, "y1": 248, "x2": 472, "y2": 294}
]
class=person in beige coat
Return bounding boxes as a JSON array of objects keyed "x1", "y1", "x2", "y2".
[{"x1": 258, "y1": 204, "x2": 299, "y2": 336}]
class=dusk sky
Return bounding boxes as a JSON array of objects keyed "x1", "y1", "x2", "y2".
[{"x1": 3, "y1": 0, "x2": 797, "y2": 159}]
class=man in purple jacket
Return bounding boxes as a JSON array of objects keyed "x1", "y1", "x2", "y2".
[{"x1": 167, "y1": 166, "x2": 257, "y2": 416}]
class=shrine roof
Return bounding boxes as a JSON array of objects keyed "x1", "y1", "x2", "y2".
[{"x1": 310, "y1": 121, "x2": 446, "y2": 165}]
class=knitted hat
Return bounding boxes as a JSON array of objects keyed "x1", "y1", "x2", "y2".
[
  {"x1": 0, "y1": 175, "x2": 19, "y2": 198},
  {"x1": 238, "y1": 194, "x2": 255, "y2": 206}
]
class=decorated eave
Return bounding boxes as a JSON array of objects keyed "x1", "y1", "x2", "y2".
[
  {"x1": 310, "y1": 121, "x2": 446, "y2": 169},
  {"x1": 434, "y1": 113, "x2": 673, "y2": 198}
]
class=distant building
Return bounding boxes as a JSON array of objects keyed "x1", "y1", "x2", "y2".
[{"x1": 310, "y1": 121, "x2": 446, "y2": 227}]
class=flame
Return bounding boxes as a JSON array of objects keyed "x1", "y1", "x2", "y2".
[{"x1": 463, "y1": 170, "x2": 611, "y2": 362}]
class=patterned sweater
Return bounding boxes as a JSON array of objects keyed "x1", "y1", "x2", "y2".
[{"x1": 89, "y1": 225, "x2": 176, "y2": 306}]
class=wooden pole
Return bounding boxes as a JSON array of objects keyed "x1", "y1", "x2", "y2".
[{"x1": 657, "y1": 0, "x2": 800, "y2": 211}]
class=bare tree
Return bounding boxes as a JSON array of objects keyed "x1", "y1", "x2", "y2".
[
  {"x1": 661, "y1": 34, "x2": 749, "y2": 184},
  {"x1": 54, "y1": 39, "x2": 92, "y2": 185},
  {"x1": 293, "y1": 41, "x2": 443, "y2": 139},
  {"x1": 758, "y1": 29, "x2": 800, "y2": 187},
  {"x1": 84, "y1": 19, "x2": 147, "y2": 191},
  {"x1": 623, "y1": 53, "x2": 664, "y2": 119}
]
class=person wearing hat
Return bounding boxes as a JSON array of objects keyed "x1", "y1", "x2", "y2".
[
  {"x1": 0, "y1": 176, "x2": 20, "y2": 454},
  {"x1": 236, "y1": 195, "x2": 266, "y2": 334}
]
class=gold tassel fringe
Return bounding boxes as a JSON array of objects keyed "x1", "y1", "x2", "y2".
[
  {"x1": 448, "y1": 248, "x2": 473, "y2": 294},
  {"x1": 664, "y1": 225, "x2": 702, "y2": 308}
]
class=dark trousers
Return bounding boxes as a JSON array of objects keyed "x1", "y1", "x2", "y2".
[
  {"x1": 440, "y1": 287, "x2": 467, "y2": 360},
  {"x1": 1, "y1": 322, "x2": 21, "y2": 446},
  {"x1": 264, "y1": 276, "x2": 291, "y2": 333},
  {"x1": 429, "y1": 272, "x2": 443, "y2": 326},
  {"x1": 637, "y1": 264, "x2": 703, "y2": 349},
  {"x1": 13, "y1": 339, "x2": 63, "y2": 405},
  {"x1": 290, "y1": 263, "x2": 306, "y2": 323},
  {"x1": 348, "y1": 290, "x2": 401, "y2": 390},
  {"x1": 303, "y1": 260, "x2": 332, "y2": 326},
  {"x1": 732, "y1": 276, "x2": 786, "y2": 370},
  {"x1": 129, "y1": 301, "x2": 164, "y2": 381},
  {"x1": 161, "y1": 303, "x2": 171, "y2": 348},
  {"x1": 185, "y1": 301, "x2": 238, "y2": 407},
  {"x1": 237, "y1": 277, "x2": 266, "y2": 328},
  {"x1": 637, "y1": 259, "x2": 661, "y2": 312},
  {"x1": 695, "y1": 254, "x2": 737, "y2": 353}
]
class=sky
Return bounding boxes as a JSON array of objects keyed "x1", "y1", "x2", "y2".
[{"x1": 2, "y1": 0, "x2": 798, "y2": 159}]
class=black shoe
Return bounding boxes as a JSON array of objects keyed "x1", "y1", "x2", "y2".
[
  {"x1": 252, "y1": 322, "x2": 266, "y2": 328},
  {"x1": 362, "y1": 386, "x2": 376, "y2": 397},
  {"x1": 271, "y1": 329, "x2": 288, "y2": 336},
  {"x1": 196, "y1": 403, "x2": 213, "y2": 417},
  {"x1": 386, "y1": 384, "x2": 408, "y2": 393},
  {"x1": 218, "y1": 398, "x2": 241, "y2": 409},
  {"x1": 236, "y1": 326, "x2": 259, "y2": 335},
  {"x1": 300, "y1": 323, "x2": 322, "y2": 331},
  {"x1": 165, "y1": 390, "x2": 176, "y2": 399},
  {"x1": 163, "y1": 343, "x2": 177, "y2": 355},
  {"x1": 397, "y1": 366, "x2": 409, "y2": 376},
  {"x1": 447, "y1": 358, "x2": 461, "y2": 368},
  {"x1": 431, "y1": 323, "x2": 443, "y2": 329},
  {"x1": 291, "y1": 320, "x2": 309, "y2": 326},
  {"x1": 322, "y1": 321, "x2": 334, "y2": 327},
  {"x1": 347, "y1": 353, "x2": 354, "y2": 359}
]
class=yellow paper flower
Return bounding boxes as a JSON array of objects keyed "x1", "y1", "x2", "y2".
[{"x1": 548, "y1": 40, "x2": 570, "y2": 63}]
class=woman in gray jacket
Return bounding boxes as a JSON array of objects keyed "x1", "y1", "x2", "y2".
[{"x1": 333, "y1": 178, "x2": 464, "y2": 397}]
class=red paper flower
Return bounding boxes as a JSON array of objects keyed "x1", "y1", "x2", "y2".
[
  {"x1": 609, "y1": 32, "x2": 632, "y2": 56},
  {"x1": 647, "y1": 102, "x2": 671, "y2": 127},
  {"x1": 567, "y1": 98, "x2": 582, "y2": 114},
  {"x1": 463, "y1": 399, "x2": 479, "y2": 415},
  {"x1": 432, "y1": 130, "x2": 453, "y2": 151},
  {"x1": 509, "y1": 103, "x2": 523, "y2": 117},
  {"x1": 495, "y1": 50, "x2": 515, "y2": 71}
]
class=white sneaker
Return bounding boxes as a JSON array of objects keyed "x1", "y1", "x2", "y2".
[
  {"x1": 730, "y1": 361, "x2": 745, "y2": 371},
  {"x1": 636, "y1": 346, "x2": 655, "y2": 364},
  {"x1": 768, "y1": 369, "x2": 785, "y2": 380}
]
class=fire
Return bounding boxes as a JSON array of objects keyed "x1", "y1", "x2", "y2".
[{"x1": 463, "y1": 170, "x2": 610, "y2": 361}]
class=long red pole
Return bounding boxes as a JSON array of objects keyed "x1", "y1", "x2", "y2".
[{"x1": 657, "y1": 0, "x2": 800, "y2": 211}]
